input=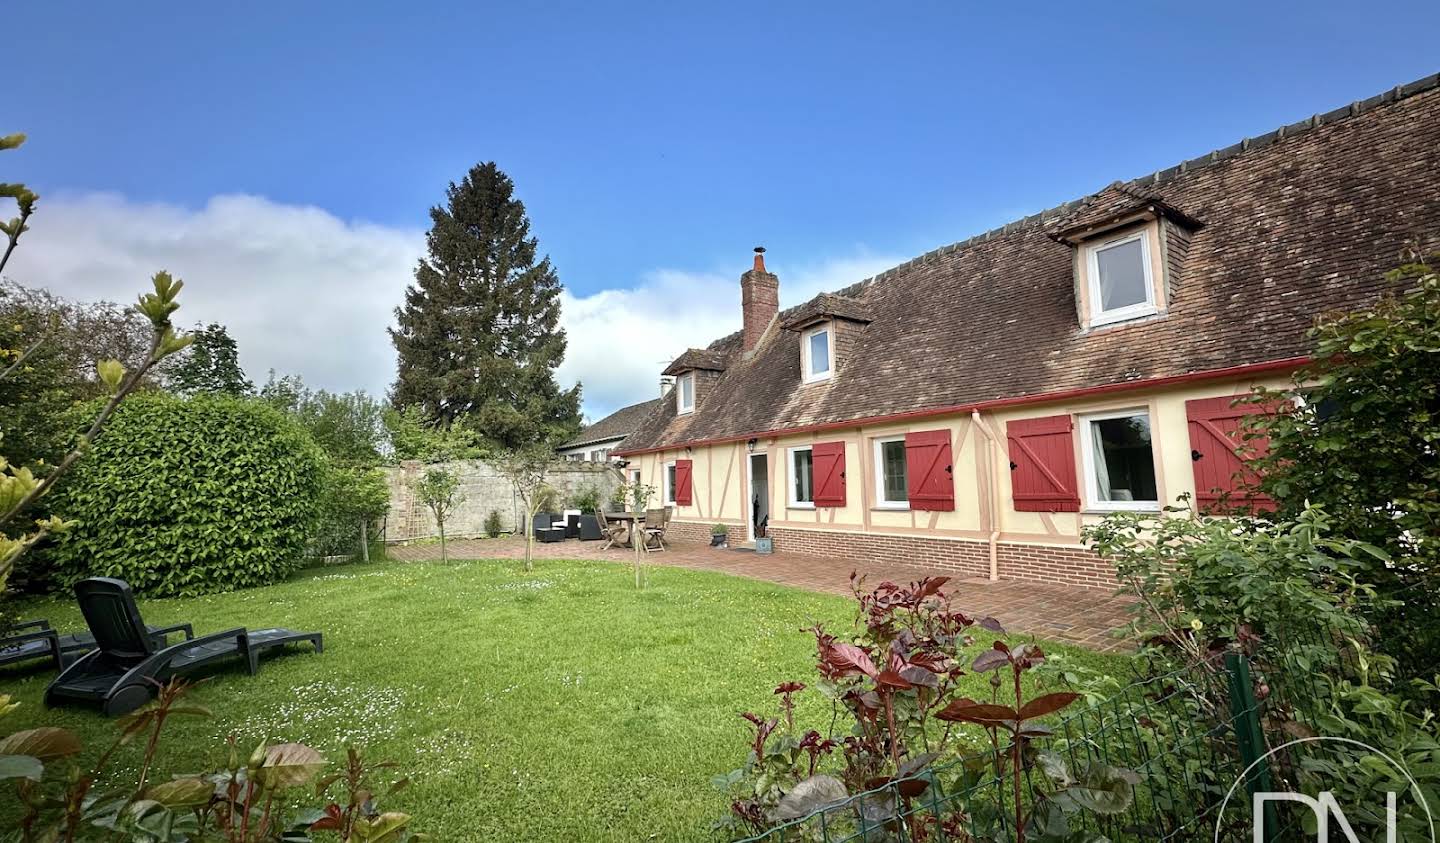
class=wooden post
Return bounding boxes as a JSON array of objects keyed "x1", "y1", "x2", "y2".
[{"x1": 360, "y1": 520, "x2": 369, "y2": 562}]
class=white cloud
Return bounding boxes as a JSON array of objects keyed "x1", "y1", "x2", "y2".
[
  {"x1": 7, "y1": 192, "x2": 903, "y2": 420},
  {"x1": 557, "y1": 254, "x2": 903, "y2": 420},
  {"x1": 8, "y1": 192, "x2": 421, "y2": 397}
]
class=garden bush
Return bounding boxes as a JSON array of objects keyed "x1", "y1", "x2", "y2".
[
  {"x1": 310, "y1": 464, "x2": 390, "y2": 558},
  {"x1": 39, "y1": 392, "x2": 325, "y2": 596},
  {"x1": 484, "y1": 509, "x2": 504, "y2": 537}
]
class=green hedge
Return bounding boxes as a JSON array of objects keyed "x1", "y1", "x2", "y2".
[{"x1": 42, "y1": 393, "x2": 325, "y2": 596}]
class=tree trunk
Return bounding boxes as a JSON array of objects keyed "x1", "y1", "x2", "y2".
[
  {"x1": 525, "y1": 501, "x2": 535, "y2": 572},
  {"x1": 360, "y1": 520, "x2": 369, "y2": 562},
  {"x1": 439, "y1": 520, "x2": 447, "y2": 563}
]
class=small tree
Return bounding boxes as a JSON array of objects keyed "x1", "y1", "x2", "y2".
[
  {"x1": 495, "y1": 446, "x2": 554, "y2": 572},
  {"x1": 625, "y1": 481, "x2": 657, "y2": 589},
  {"x1": 415, "y1": 468, "x2": 463, "y2": 563}
]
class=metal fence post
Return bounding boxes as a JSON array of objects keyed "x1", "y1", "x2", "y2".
[{"x1": 1226, "y1": 651, "x2": 1279, "y2": 841}]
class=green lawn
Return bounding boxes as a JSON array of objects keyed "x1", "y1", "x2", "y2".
[{"x1": 1, "y1": 559, "x2": 1129, "y2": 841}]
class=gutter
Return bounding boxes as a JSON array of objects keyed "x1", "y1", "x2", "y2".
[
  {"x1": 971, "y1": 409, "x2": 1003, "y2": 582},
  {"x1": 614, "y1": 356, "x2": 1307, "y2": 458}
]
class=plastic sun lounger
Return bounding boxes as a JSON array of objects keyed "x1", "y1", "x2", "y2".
[
  {"x1": 44, "y1": 577, "x2": 323, "y2": 716},
  {"x1": 2, "y1": 618, "x2": 193, "y2": 672}
]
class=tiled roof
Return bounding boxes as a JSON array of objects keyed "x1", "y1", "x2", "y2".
[
  {"x1": 780, "y1": 293, "x2": 874, "y2": 330},
  {"x1": 1049, "y1": 182, "x2": 1203, "y2": 243},
  {"x1": 617, "y1": 73, "x2": 1440, "y2": 455},
  {"x1": 561, "y1": 398, "x2": 663, "y2": 449},
  {"x1": 661, "y1": 348, "x2": 728, "y2": 377}
]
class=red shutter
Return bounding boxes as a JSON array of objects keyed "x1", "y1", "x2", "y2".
[
  {"x1": 812, "y1": 442, "x2": 847, "y2": 508},
  {"x1": 1185, "y1": 396, "x2": 1281, "y2": 515},
  {"x1": 904, "y1": 430, "x2": 955, "y2": 511},
  {"x1": 674, "y1": 459, "x2": 693, "y2": 506},
  {"x1": 1006, "y1": 415, "x2": 1081, "y2": 512}
]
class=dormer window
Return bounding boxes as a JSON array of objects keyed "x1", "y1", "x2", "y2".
[
  {"x1": 676, "y1": 373, "x2": 695, "y2": 415},
  {"x1": 802, "y1": 324, "x2": 833, "y2": 383},
  {"x1": 1085, "y1": 230, "x2": 1156, "y2": 326}
]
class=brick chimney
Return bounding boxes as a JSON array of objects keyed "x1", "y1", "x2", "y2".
[{"x1": 741, "y1": 246, "x2": 779, "y2": 353}]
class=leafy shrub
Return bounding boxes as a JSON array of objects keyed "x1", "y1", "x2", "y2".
[
  {"x1": 1250, "y1": 252, "x2": 1440, "y2": 679},
  {"x1": 1084, "y1": 503, "x2": 1440, "y2": 839},
  {"x1": 39, "y1": 393, "x2": 324, "y2": 596},
  {"x1": 311, "y1": 465, "x2": 390, "y2": 558},
  {"x1": 716, "y1": 575, "x2": 1133, "y2": 841},
  {"x1": 569, "y1": 483, "x2": 602, "y2": 514},
  {"x1": 484, "y1": 509, "x2": 504, "y2": 538}
]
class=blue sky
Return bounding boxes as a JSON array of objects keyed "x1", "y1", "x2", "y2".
[{"x1": 6, "y1": 1, "x2": 1438, "y2": 417}]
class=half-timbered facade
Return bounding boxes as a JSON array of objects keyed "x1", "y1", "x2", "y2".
[{"x1": 613, "y1": 74, "x2": 1440, "y2": 587}]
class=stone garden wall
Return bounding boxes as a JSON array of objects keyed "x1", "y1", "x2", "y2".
[{"x1": 382, "y1": 459, "x2": 622, "y2": 542}]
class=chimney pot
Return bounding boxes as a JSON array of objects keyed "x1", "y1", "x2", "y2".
[{"x1": 753, "y1": 246, "x2": 767, "y2": 272}]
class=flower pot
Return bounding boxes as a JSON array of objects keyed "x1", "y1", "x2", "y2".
[
  {"x1": 755, "y1": 537, "x2": 773, "y2": 555},
  {"x1": 710, "y1": 534, "x2": 726, "y2": 547}
]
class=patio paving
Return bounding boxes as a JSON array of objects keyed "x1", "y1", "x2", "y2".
[{"x1": 387, "y1": 536, "x2": 1135, "y2": 652}]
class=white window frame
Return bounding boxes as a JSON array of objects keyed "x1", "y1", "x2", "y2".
[
  {"x1": 662, "y1": 460, "x2": 677, "y2": 505},
  {"x1": 1084, "y1": 230, "x2": 1157, "y2": 327},
  {"x1": 1078, "y1": 408, "x2": 1161, "y2": 513},
  {"x1": 787, "y1": 445, "x2": 815, "y2": 509},
  {"x1": 801, "y1": 324, "x2": 834, "y2": 384},
  {"x1": 676, "y1": 373, "x2": 695, "y2": 414},
  {"x1": 872, "y1": 435, "x2": 909, "y2": 510}
]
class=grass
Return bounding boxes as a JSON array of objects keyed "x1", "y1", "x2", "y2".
[{"x1": 1, "y1": 558, "x2": 1130, "y2": 841}]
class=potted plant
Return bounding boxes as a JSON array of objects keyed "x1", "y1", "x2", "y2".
[
  {"x1": 755, "y1": 520, "x2": 773, "y2": 555},
  {"x1": 709, "y1": 523, "x2": 728, "y2": 547},
  {"x1": 608, "y1": 482, "x2": 628, "y2": 513}
]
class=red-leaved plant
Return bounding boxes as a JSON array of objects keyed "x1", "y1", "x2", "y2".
[{"x1": 714, "y1": 574, "x2": 1137, "y2": 842}]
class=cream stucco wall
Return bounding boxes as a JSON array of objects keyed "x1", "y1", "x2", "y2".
[{"x1": 624, "y1": 373, "x2": 1290, "y2": 549}]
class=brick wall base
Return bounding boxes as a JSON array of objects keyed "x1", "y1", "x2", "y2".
[
  {"x1": 666, "y1": 520, "x2": 744, "y2": 547},
  {"x1": 765, "y1": 526, "x2": 1115, "y2": 589}
]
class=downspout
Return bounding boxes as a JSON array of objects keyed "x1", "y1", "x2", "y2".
[{"x1": 971, "y1": 410, "x2": 1002, "y2": 582}]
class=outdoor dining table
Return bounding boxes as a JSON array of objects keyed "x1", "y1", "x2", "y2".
[{"x1": 603, "y1": 511, "x2": 646, "y2": 550}]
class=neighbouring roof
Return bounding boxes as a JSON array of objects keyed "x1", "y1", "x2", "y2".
[
  {"x1": 617, "y1": 72, "x2": 1440, "y2": 455},
  {"x1": 780, "y1": 293, "x2": 874, "y2": 330},
  {"x1": 661, "y1": 348, "x2": 728, "y2": 376},
  {"x1": 561, "y1": 398, "x2": 663, "y2": 450}
]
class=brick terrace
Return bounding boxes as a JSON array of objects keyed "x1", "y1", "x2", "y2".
[{"x1": 387, "y1": 536, "x2": 1135, "y2": 652}]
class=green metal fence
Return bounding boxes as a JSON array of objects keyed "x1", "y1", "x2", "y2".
[{"x1": 731, "y1": 635, "x2": 1370, "y2": 843}]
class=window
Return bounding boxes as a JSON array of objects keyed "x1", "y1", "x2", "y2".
[
  {"x1": 664, "y1": 461, "x2": 677, "y2": 504},
  {"x1": 591, "y1": 448, "x2": 611, "y2": 462},
  {"x1": 873, "y1": 436, "x2": 908, "y2": 508},
  {"x1": 676, "y1": 373, "x2": 695, "y2": 414},
  {"x1": 564, "y1": 453, "x2": 584, "y2": 462},
  {"x1": 788, "y1": 446, "x2": 814, "y2": 507},
  {"x1": 802, "y1": 325, "x2": 832, "y2": 383},
  {"x1": 1085, "y1": 230, "x2": 1156, "y2": 325},
  {"x1": 1080, "y1": 410, "x2": 1159, "y2": 511}
]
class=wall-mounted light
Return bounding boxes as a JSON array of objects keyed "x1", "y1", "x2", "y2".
[
  {"x1": 615, "y1": 459, "x2": 630, "y2": 469},
  {"x1": 746, "y1": 438, "x2": 758, "y2": 453}
]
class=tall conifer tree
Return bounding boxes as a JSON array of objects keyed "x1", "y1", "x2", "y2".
[
  {"x1": 390, "y1": 162, "x2": 581, "y2": 450},
  {"x1": 169, "y1": 322, "x2": 252, "y2": 396}
]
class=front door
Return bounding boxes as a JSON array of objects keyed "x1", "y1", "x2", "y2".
[{"x1": 748, "y1": 453, "x2": 769, "y2": 541}]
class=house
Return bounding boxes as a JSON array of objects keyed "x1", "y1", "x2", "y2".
[
  {"x1": 612, "y1": 73, "x2": 1440, "y2": 588},
  {"x1": 558, "y1": 398, "x2": 663, "y2": 462}
]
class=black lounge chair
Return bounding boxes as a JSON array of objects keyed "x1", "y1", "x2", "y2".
[
  {"x1": 2, "y1": 618, "x2": 191, "y2": 672},
  {"x1": 1, "y1": 620, "x2": 62, "y2": 672},
  {"x1": 45, "y1": 577, "x2": 323, "y2": 716}
]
